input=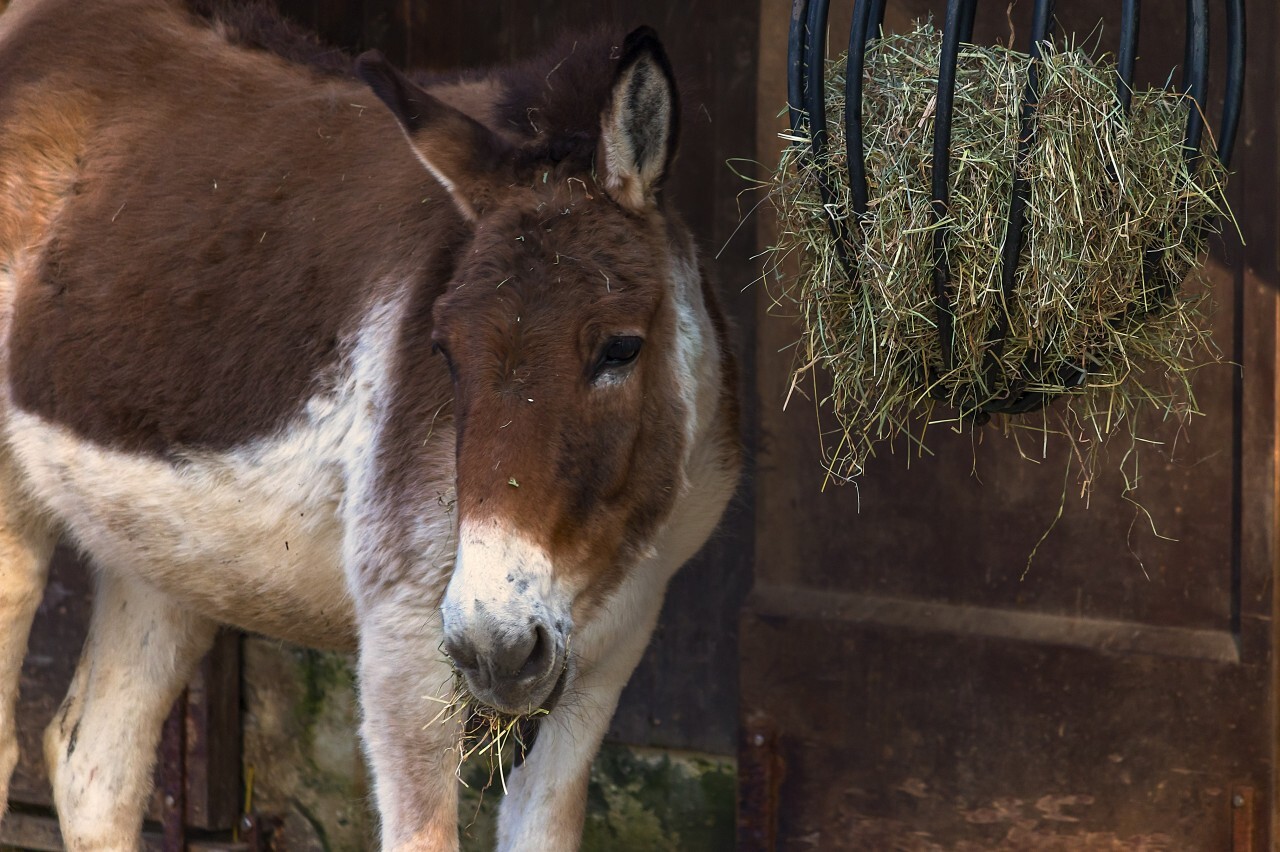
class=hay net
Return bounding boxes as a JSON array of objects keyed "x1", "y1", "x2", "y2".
[{"x1": 769, "y1": 22, "x2": 1232, "y2": 483}]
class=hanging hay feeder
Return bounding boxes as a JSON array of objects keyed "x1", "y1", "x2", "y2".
[{"x1": 771, "y1": 0, "x2": 1243, "y2": 483}]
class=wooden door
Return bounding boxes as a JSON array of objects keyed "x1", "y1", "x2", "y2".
[{"x1": 743, "y1": 1, "x2": 1278, "y2": 848}]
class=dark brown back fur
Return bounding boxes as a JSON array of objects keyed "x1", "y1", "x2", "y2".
[
  {"x1": 0, "y1": 0, "x2": 642, "y2": 455},
  {"x1": 187, "y1": 0, "x2": 356, "y2": 77}
]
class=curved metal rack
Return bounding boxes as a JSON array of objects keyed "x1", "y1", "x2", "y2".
[{"x1": 787, "y1": 0, "x2": 1245, "y2": 417}]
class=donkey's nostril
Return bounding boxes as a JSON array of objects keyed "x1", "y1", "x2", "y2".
[
  {"x1": 475, "y1": 622, "x2": 554, "y2": 684},
  {"x1": 516, "y1": 624, "x2": 553, "y2": 680},
  {"x1": 443, "y1": 635, "x2": 480, "y2": 673},
  {"x1": 444, "y1": 619, "x2": 561, "y2": 710}
]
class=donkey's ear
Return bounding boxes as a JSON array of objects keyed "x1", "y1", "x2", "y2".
[
  {"x1": 599, "y1": 27, "x2": 680, "y2": 212},
  {"x1": 356, "y1": 50, "x2": 506, "y2": 221}
]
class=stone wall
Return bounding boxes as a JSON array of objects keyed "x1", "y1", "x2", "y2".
[{"x1": 243, "y1": 640, "x2": 735, "y2": 851}]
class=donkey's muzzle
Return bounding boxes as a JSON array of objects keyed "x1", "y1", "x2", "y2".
[{"x1": 443, "y1": 618, "x2": 565, "y2": 715}]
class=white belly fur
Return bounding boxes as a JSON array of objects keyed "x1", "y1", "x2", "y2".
[
  {"x1": 5, "y1": 401, "x2": 358, "y2": 649},
  {"x1": 0, "y1": 267, "x2": 427, "y2": 651}
]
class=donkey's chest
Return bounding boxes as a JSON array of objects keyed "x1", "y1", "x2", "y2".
[{"x1": 6, "y1": 408, "x2": 361, "y2": 650}]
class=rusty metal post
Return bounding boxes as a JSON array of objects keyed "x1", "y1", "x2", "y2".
[
  {"x1": 737, "y1": 711, "x2": 784, "y2": 852},
  {"x1": 159, "y1": 693, "x2": 187, "y2": 852},
  {"x1": 1231, "y1": 785, "x2": 1254, "y2": 851},
  {"x1": 239, "y1": 813, "x2": 283, "y2": 851}
]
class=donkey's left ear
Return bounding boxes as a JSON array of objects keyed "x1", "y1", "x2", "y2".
[
  {"x1": 356, "y1": 50, "x2": 507, "y2": 221},
  {"x1": 599, "y1": 27, "x2": 680, "y2": 213}
]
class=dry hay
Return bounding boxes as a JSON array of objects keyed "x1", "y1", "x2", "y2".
[
  {"x1": 767, "y1": 24, "x2": 1232, "y2": 490},
  {"x1": 424, "y1": 670, "x2": 548, "y2": 795}
]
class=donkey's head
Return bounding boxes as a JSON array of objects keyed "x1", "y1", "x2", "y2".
[{"x1": 358, "y1": 29, "x2": 723, "y2": 715}]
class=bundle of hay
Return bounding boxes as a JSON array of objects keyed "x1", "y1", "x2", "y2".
[
  {"x1": 769, "y1": 24, "x2": 1231, "y2": 485},
  {"x1": 425, "y1": 671, "x2": 546, "y2": 793}
]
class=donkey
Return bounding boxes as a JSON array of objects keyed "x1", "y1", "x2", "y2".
[{"x1": 0, "y1": 0, "x2": 741, "y2": 849}]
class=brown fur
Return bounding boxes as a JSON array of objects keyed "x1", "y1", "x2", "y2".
[
  {"x1": 0, "y1": 2, "x2": 677, "y2": 458},
  {"x1": 0, "y1": 89, "x2": 92, "y2": 267},
  {"x1": 186, "y1": 2, "x2": 634, "y2": 159},
  {"x1": 0, "y1": 0, "x2": 468, "y2": 454},
  {"x1": 187, "y1": 0, "x2": 355, "y2": 76},
  {"x1": 377, "y1": 187, "x2": 691, "y2": 616}
]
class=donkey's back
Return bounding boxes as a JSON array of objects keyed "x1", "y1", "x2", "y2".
[{"x1": 0, "y1": 0, "x2": 445, "y2": 453}]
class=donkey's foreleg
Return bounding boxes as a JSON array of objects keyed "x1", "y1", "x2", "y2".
[
  {"x1": 45, "y1": 572, "x2": 216, "y2": 851},
  {"x1": 358, "y1": 604, "x2": 462, "y2": 852},
  {"x1": 495, "y1": 594, "x2": 666, "y2": 852},
  {"x1": 0, "y1": 501, "x2": 54, "y2": 820}
]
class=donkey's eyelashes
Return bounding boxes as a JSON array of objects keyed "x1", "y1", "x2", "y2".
[
  {"x1": 431, "y1": 341, "x2": 456, "y2": 377},
  {"x1": 593, "y1": 336, "x2": 643, "y2": 379},
  {"x1": 603, "y1": 336, "x2": 643, "y2": 365}
]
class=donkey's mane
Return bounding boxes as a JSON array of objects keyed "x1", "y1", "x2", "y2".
[
  {"x1": 186, "y1": 0, "x2": 356, "y2": 76},
  {"x1": 187, "y1": 0, "x2": 625, "y2": 168}
]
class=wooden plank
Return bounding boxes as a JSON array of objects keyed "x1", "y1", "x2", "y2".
[
  {"x1": 741, "y1": 607, "x2": 1269, "y2": 849},
  {"x1": 748, "y1": 583, "x2": 1242, "y2": 662},
  {"x1": 159, "y1": 698, "x2": 187, "y2": 851},
  {"x1": 8, "y1": 549, "x2": 98, "y2": 813},
  {"x1": 184, "y1": 631, "x2": 242, "y2": 831},
  {"x1": 0, "y1": 812, "x2": 63, "y2": 851},
  {"x1": 0, "y1": 812, "x2": 164, "y2": 852},
  {"x1": 736, "y1": 711, "x2": 783, "y2": 852}
]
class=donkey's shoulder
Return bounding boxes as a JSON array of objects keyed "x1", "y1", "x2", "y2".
[{"x1": 0, "y1": 0, "x2": 461, "y2": 456}]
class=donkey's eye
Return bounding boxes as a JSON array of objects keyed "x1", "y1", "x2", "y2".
[
  {"x1": 599, "y1": 336, "x2": 643, "y2": 370},
  {"x1": 432, "y1": 342, "x2": 455, "y2": 374}
]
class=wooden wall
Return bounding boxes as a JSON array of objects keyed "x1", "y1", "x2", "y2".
[{"x1": 745, "y1": 1, "x2": 1279, "y2": 848}]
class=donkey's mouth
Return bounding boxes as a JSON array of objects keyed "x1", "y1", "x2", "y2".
[
  {"x1": 452, "y1": 642, "x2": 570, "y2": 718},
  {"x1": 538, "y1": 662, "x2": 570, "y2": 714},
  {"x1": 508, "y1": 663, "x2": 570, "y2": 767}
]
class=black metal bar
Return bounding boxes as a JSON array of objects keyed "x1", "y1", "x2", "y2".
[
  {"x1": 1219, "y1": 0, "x2": 1244, "y2": 167},
  {"x1": 804, "y1": 0, "x2": 830, "y2": 158},
  {"x1": 1182, "y1": 0, "x2": 1209, "y2": 165},
  {"x1": 846, "y1": 0, "x2": 874, "y2": 218},
  {"x1": 930, "y1": 0, "x2": 975, "y2": 373},
  {"x1": 958, "y1": 0, "x2": 977, "y2": 44},
  {"x1": 868, "y1": 0, "x2": 887, "y2": 38},
  {"x1": 787, "y1": 0, "x2": 810, "y2": 133},
  {"x1": 1125, "y1": 0, "x2": 1210, "y2": 316},
  {"x1": 1117, "y1": 0, "x2": 1139, "y2": 114},
  {"x1": 980, "y1": 0, "x2": 1054, "y2": 411},
  {"x1": 801, "y1": 0, "x2": 856, "y2": 272}
]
